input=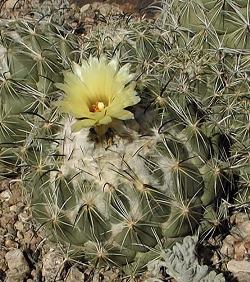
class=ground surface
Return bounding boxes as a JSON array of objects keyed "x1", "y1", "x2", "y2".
[{"x1": 72, "y1": 0, "x2": 156, "y2": 12}]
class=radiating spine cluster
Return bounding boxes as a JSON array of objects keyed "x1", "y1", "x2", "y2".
[{"x1": 0, "y1": 20, "x2": 78, "y2": 177}]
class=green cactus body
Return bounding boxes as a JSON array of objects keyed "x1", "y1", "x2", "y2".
[
  {"x1": 23, "y1": 104, "x2": 227, "y2": 269},
  {"x1": 172, "y1": 0, "x2": 250, "y2": 49},
  {"x1": 167, "y1": 0, "x2": 250, "y2": 202},
  {"x1": 0, "y1": 20, "x2": 78, "y2": 177}
]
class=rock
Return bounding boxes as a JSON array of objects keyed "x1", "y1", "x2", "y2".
[
  {"x1": 91, "y1": 2, "x2": 122, "y2": 15},
  {"x1": 0, "y1": 260, "x2": 7, "y2": 272},
  {"x1": 29, "y1": 234, "x2": 43, "y2": 251},
  {"x1": 30, "y1": 268, "x2": 43, "y2": 281},
  {"x1": 80, "y1": 4, "x2": 90, "y2": 13},
  {"x1": 231, "y1": 213, "x2": 250, "y2": 225},
  {"x1": 8, "y1": 184, "x2": 22, "y2": 205},
  {"x1": 16, "y1": 231, "x2": 24, "y2": 240},
  {"x1": 5, "y1": 249, "x2": 30, "y2": 281},
  {"x1": 5, "y1": 249, "x2": 29, "y2": 272},
  {"x1": 4, "y1": 239, "x2": 18, "y2": 249},
  {"x1": 234, "y1": 272, "x2": 250, "y2": 282},
  {"x1": 42, "y1": 249, "x2": 64, "y2": 281},
  {"x1": 0, "y1": 180, "x2": 9, "y2": 191},
  {"x1": 234, "y1": 241, "x2": 248, "y2": 261},
  {"x1": 0, "y1": 190, "x2": 11, "y2": 201},
  {"x1": 99, "y1": 269, "x2": 120, "y2": 281},
  {"x1": 0, "y1": 227, "x2": 6, "y2": 236},
  {"x1": 244, "y1": 238, "x2": 250, "y2": 253},
  {"x1": 221, "y1": 235, "x2": 237, "y2": 258},
  {"x1": 4, "y1": 0, "x2": 18, "y2": 9},
  {"x1": 23, "y1": 230, "x2": 34, "y2": 245},
  {"x1": 221, "y1": 218, "x2": 250, "y2": 261},
  {"x1": 18, "y1": 211, "x2": 30, "y2": 222},
  {"x1": 0, "y1": 250, "x2": 7, "y2": 271},
  {"x1": 14, "y1": 222, "x2": 24, "y2": 232},
  {"x1": 31, "y1": 269, "x2": 36, "y2": 277},
  {"x1": 238, "y1": 221, "x2": 250, "y2": 238},
  {"x1": 5, "y1": 269, "x2": 26, "y2": 282},
  {"x1": 227, "y1": 260, "x2": 250, "y2": 273},
  {"x1": 7, "y1": 223, "x2": 16, "y2": 236},
  {"x1": 66, "y1": 266, "x2": 84, "y2": 282},
  {"x1": 9, "y1": 205, "x2": 18, "y2": 212}
]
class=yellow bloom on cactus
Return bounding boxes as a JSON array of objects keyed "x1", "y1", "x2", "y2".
[{"x1": 56, "y1": 56, "x2": 140, "y2": 132}]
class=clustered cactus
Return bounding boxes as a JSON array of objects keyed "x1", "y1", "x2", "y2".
[
  {"x1": 0, "y1": 0, "x2": 249, "y2": 277},
  {"x1": 165, "y1": 0, "x2": 250, "y2": 211},
  {"x1": 0, "y1": 20, "x2": 78, "y2": 177}
]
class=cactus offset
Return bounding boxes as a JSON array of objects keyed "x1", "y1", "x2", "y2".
[{"x1": 0, "y1": 20, "x2": 78, "y2": 177}]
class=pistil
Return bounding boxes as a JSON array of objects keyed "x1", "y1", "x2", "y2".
[{"x1": 90, "y1": 101, "x2": 105, "y2": 112}]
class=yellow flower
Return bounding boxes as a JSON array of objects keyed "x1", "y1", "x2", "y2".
[{"x1": 56, "y1": 56, "x2": 140, "y2": 132}]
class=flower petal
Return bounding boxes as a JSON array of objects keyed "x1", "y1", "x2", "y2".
[
  {"x1": 116, "y1": 63, "x2": 134, "y2": 84},
  {"x1": 111, "y1": 83, "x2": 140, "y2": 109},
  {"x1": 99, "y1": 115, "x2": 113, "y2": 125},
  {"x1": 109, "y1": 110, "x2": 134, "y2": 120},
  {"x1": 57, "y1": 56, "x2": 141, "y2": 132},
  {"x1": 108, "y1": 57, "x2": 119, "y2": 72},
  {"x1": 72, "y1": 119, "x2": 96, "y2": 132}
]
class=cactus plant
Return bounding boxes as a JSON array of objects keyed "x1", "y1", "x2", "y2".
[
  {"x1": 147, "y1": 236, "x2": 225, "y2": 282},
  {"x1": 22, "y1": 54, "x2": 231, "y2": 271},
  {"x1": 0, "y1": 19, "x2": 78, "y2": 177},
  {"x1": 170, "y1": 0, "x2": 250, "y2": 49},
  {"x1": 1, "y1": 0, "x2": 249, "y2": 275},
  {"x1": 164, "y1": 0, "x2": 250, "y2": 209}
]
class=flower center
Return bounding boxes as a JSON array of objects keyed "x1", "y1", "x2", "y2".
[{"x1": 90, "y1": 101, "x2": 105, "y2": 112}]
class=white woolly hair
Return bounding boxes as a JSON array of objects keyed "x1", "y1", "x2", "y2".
[
  {"x1": 52, "y1": 117, "x2": 177, "y2": 224},
  {"x1": 59, "y1": 118, "x2": 164, "y2": 188},
  {"x1": 0, "y1": 46, "x2": 9, "y2": 76}
]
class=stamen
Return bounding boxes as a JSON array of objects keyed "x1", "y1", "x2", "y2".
[
  {"x1": 90, "y1": 101, "x2": 105, "y2": 112},
  {"x1": 97, "y1": 102, "x2": 105, "y2": 111}
]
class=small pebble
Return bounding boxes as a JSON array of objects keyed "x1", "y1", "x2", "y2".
[
  {"x1": 18, "y1": 211, "x2": 30, "y2": 222},
  {"x1": 42, "y1": 249, "x2": 64, "y2": 281},
  {"x1": 7, "y1": 223, "x2": 16, "y2": 236},
  {"x1": 0, "y1": 227, "x2": 6, "y2": 236},
  {"x1": 227, "y1": 260, "x2": 250, "y2": 273},
  {"x1": 16, "y1": 231, "x2": 24, "y2": 240},
  {"x1": 9, "y1": 205, "x2": 18, "y2": 212},
  {"x1": 80, "y1": 4, "x2": 90, "y2": 13},
  {"x1": 0, "y1": 190, "x2": 11, "y2": 201},
  {"x1": 238, "y1": 221, "x2": 250, "y2": 238},
  {"x1": 5, "y1": 239, "x2": 18, "y2": 249},
  {"x1": 66, "y1": 266, "x2": 84, "y2": 282},
  {"x1": 5, "y1": 249, "x2": 30, "y2": 274},
  {"x1": 14, "y1": 222, "x2": 24, "y2": 232},
  {"x1": 0, "y1": 180, "x2": 9, "y2": 191}
]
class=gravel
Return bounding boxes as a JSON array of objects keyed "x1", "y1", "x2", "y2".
[
  {"x1": 219, "y1": 213, "x2": 250, "y2": 282},
  {"x1": 0, "y1": 180, "x2": 124, "y2": 281}
]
